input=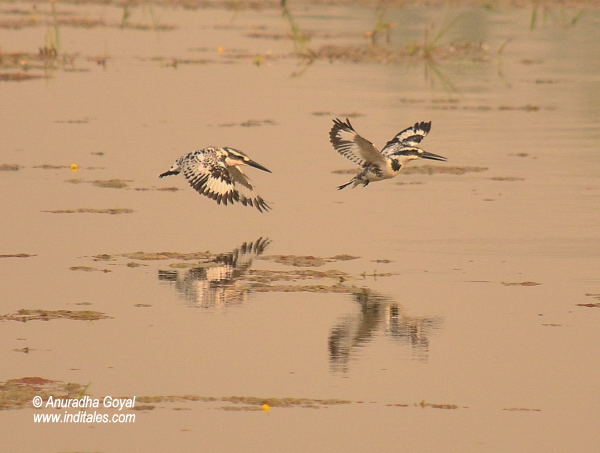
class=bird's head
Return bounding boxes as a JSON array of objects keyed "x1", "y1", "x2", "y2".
[
  {"x1": 222, "y1": 147, "x2": 272, "y2": 173},
  {"x1": 159, "y1": 161, "x2": 181, "y2": 178},
  {"x1": 392, "y1": 147, "x2": 447, "y2": 165}
]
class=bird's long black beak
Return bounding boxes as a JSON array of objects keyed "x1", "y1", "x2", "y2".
[
  {"x1": 421, "y1": 151, "x2": 447, "y2": 162},
  {"x1": 246, "y1": 159, "x2": 272, "y2": 173},
  {"x1": 159, "y1": 169, "x2": 179, "y2": 178}
]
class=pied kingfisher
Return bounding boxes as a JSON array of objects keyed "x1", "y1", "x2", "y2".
[
  {"x1": 329, "y1": 118, "x2": 447, "y2": 190},
  {"x1": 160, "y1": 146, "x2": 271, "y2": 212}
]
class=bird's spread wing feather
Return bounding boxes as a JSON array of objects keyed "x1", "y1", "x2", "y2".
[
  {"x1": 228, "y1": 166, "x2": 270, "y2": 212},
  {"x1": 329, "y1": 118, "x2": 385, "y2": 166},
  {"x1": 381, "y1": 121, "x2": 431, "y2": 155},
  {"x1": 182, "y1": 155, "x2": 270, "y2": 212}
]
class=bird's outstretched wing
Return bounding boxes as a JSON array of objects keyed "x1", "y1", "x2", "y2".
[
  {"x1": 182, "y1": 157, "x2": 270, "y2": 213},
  {"x1": 329, "y1": 118, "x2": 385, "y2": 167},
  {"x1": 381, "y1": 121, "x2": 432, "y2": 155}
]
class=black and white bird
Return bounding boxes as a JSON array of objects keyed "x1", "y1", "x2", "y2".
[
  {"x1": 159, "y1": 146, "x2": 271, "y2": 212},
  {"x1": 329, "y1": 118, "x2": 447, "y2": 190}
]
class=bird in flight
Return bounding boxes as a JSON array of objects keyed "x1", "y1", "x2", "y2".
[
  {"x1": 329, "y1": 118, "x2": 447, "y2": 190},
  {"x1": 159, "y1": 146, "x2": 271, "y2": 212}
]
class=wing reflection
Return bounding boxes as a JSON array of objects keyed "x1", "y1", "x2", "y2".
[
  {"x1": 158, "y1": 237, "x2": 270, "y2": 307},
  {"x1": 328, "y1": 289, "x2": 442, "y2": 372}
]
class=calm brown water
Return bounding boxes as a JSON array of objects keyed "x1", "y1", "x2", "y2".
[{"x1": 1, "y1": 1, "x2": 599, "y2": 451}]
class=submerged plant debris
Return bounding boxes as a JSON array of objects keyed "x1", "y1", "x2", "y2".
[
  {"x1": 0, "y1": 377, "x2": 87, "y2": 410},
  {"x1": 0, "y1": 309, "x2": 111, "y2": 322}
]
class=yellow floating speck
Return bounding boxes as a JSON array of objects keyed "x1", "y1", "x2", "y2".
[
  {"x1": 261, "y1": 404, "x2": 270, "y2": 412},
  {"x1": 216, "y1": 46, "x2": 224, "y2": 54},
  {"x1": 70, "y1": 163, "x2": 78, "y2": 172}
]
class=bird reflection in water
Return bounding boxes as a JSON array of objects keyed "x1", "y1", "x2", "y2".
[
  {"x1": 158, "y1": 237, "x2": 270, "y2": 308},
  {"x1": 328, "y1": 289, "x2": 442, "y2": 372}
]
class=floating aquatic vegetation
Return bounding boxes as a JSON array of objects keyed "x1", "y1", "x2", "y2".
[
  {"x1": 0, "y1": 164, "x2": 21, "y2": 170},
  {"x1": 416, "y1": 400, "x2": 461, "y2": 409},
  {"x1": 69, "y1": 266, "x2": 112, "y2": 273},
  {"x1": 312, "y1": 111, "x2": 365, "y2": 118},
  {"x1": 54, "y1": 118, "x2": 91, "y2": 124},
  {"x1": 501, "y1": 281, "x2": 541, "y2": 286},
  {"x1": 33, "y1": 164, "x2": 70, "y2": 169},
  {"x1": 312, "y1": 39, "x2": 487, "y2": 64},
  {"x1": 248, "y1": 283, "x2": 362, "y2": 293},
  {"x1": 142, "y1": 56, "x2": 212, "y2": 67},
  {"x1": 0, "y1": 377, "x2": 88, "y2": 410},
  {"x1": 489, "y1": 176, "x2": 525, "y2": 181},
  {"x1": 258, "y1": 255, "x2": 321, "y2": 267},
  {"x1": 120, "y1": 251, "x2": 212, "y2": 261},
  {"x1": 0, "y1": 253, "x2": 35, "y2": 258},
  {"x1": 134, "y1": 394, "x2": 352, "y2": 411},
  {"x1": 0, "y1": 309, "x2": 111, "y2": 322},
  {"x1": 43, "y1": 208, "x2": 134, "y2": 214},
  {"x1": 0, "y1": 72, "x2": 44, "y2": 81},
  {"x1": 246, "y1": 269, "x2": 351, "y2": 283},
  {"x1": 133, "y1": 186, "x2": 179, "y2": 191},
  {"x1": 428, "y1": 103, "x2": 550, "y2": 112},
  {"x1": 577, "y1": 293, "x2": 600, "y2": 308},
  {"x1": 502, "y1": 407, "x2": 542, "y2": 412},
  {"x1": 0, "y1": 14, "x2": 175, "y2": 31},
  {"x1": 217, "y1": 119, "x2": 276, "y2": 127},
  {"x1": 395, "y1": 181, "x2": 424, "y2": 186},
  {"x1": 65, "y1": 178, "x2": 132, "y2": 189},
  {"x1": 33, "y1": 164, "x2": 105, "y2": 170}
]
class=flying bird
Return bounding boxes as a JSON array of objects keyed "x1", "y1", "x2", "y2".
[
  {"x1": 329, "y1": 118, "x2": 447, "y2": 190},
  {"x1": 160, "y1": 146, "x2": 271, "y2": 212}
]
